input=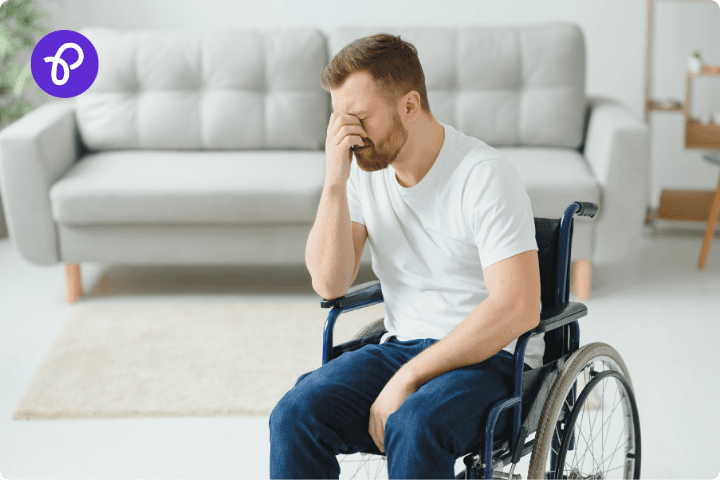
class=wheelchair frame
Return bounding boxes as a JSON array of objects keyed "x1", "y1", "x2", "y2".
[{"x1": 319, "y1": 201, "x2": 598, "y2": 479}]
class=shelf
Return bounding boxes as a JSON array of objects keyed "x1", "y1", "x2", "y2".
[
  {"x1": 656, "y1": 189, "x2": 716, "y2": 222},
  {"x1": 688, "y1": 65, "x2": 720, "y2": 77},
  {"x1": 683, "y1": 66, "x2": 720, "y2": 147},
  {"x1": 646, "y1": 66, "x2": 720, "y2": 113},
  {"x1": 685, "y1": 119, "x2": 720, "y2": 148},
  {"x1": 647, "y1": 99, "x2": 684, "y2": 112}
]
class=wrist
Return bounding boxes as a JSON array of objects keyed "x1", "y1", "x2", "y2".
[
  {"x1": 394, "y1": 362, "x2": 421, "y2": 390},
  {"x1": 324, "y1": 179, "x2": 347, "y2": 191}
]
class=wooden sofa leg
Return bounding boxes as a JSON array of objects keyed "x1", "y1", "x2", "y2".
[
  {"x1": 572, "y1": 260, "x2": 592, "y2": 301},
  {"x1": 65, "y1": 263, "x2": 83, "y2": 303}
]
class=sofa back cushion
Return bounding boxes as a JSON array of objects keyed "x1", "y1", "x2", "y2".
[
  {"x1": 327, "y1": 23, "x2": 586, "y2": 148},
  {"x1": 76, "y1": 27, "x2": 329, "y2": 150}
]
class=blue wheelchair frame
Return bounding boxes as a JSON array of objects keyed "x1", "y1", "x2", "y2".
[{"x1": 319, "y1": 201, "x2": 597, "y2": 479}]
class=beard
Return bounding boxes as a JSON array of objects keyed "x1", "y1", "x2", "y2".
[{"x1": 353, "y1": 111, "x2": 409, "y2": 173}]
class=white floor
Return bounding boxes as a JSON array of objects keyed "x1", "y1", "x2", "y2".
[{"x1": 0, "y1": 223, "x2": 719, "y2": 479}]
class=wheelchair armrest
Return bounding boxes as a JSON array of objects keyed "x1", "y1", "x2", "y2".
[
  {"x1": 531, "y1": 302, "x2": 587, "y2": 334},
  {"x1": 320, "y1": 280, "x2": 383, "y2": 309}
]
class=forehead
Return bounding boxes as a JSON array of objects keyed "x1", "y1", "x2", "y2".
[{"x1": 331, "y1": 72, "x2": 382, "y2": 114}]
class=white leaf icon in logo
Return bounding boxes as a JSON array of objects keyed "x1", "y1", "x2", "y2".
[{"x1": 44, "y1": 42, "x2": 84, "y2": 86}]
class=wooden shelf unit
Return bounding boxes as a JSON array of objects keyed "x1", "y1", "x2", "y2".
[
  {"x1": 684, "y1": 67, "x2": 720, "y2": 148},
  {"x1": 644, "y1": 0, "x2": 720, "y2": 223}
]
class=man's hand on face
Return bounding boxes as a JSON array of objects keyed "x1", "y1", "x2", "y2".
[{"x1": 324, "y1": 112, "x2": 367, "y2": 188}]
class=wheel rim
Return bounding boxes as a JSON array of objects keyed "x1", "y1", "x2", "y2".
[{"x1": 544, "y1": 355, "x2": 640, "y2": 479}]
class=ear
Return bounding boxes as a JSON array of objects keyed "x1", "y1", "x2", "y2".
[{"x1": 402, "y1": 90, "x2": 422, "y2": 121}]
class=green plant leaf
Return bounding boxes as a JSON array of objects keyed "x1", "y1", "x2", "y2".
[
  {"x1": 0, "y1": 0, "x2": 51, "y2": 127},
  {"x1": 0, "y1": 94, "x2": 35, "y2": 124},
  {"x1": 0, "y1": 69, "x2": 9, "y2": 89},
  {"x1": 0, "y1": 24, "x2": 22, "y2": 60},
  {"x1": 13, "y1": 62, "x2": 32, "y2": 96}
]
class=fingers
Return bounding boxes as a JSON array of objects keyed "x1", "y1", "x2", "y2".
[
  {"x1": 343, "y1": 134, "x2": 365, "y2": 151},
  {"x1": 378, "y1": 419, "x2": 385, "y2": 453},
  {"x1": 369, "y1": 413, "x2": 385, "y2": 453},
  {"x1": 329, "y1": 111, "x2": 357, "y2": 132},
  {"x1": 368, "y1": 416, "x2": 377, "y2": 451},
  {"x1": 328, "y1": 113, "x2": 368, "y2": 143}
]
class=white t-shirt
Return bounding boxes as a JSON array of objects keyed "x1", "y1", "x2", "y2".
[{"x1": 346, "y1": 121, "x2": 545, "y2": 370}]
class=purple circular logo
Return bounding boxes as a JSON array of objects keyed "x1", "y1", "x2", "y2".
[{"x1": 31, "y1": 30, "x2": 98, "y2": 98}]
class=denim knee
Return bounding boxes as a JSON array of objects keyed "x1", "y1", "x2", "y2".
[
  {"x1": 270, "y1": 370, "x2": 315, "y2": 430},
  {"x1": 270, "y1": 387, "x2": 312, "y2": 438},
  {"x1": 385, "y1": 402, "x2": 455, "y2": 453},
  {"x1": 269, "y1": 373, "x2": 347, "y2": 479}
]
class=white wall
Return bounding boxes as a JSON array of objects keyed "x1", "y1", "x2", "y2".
[{"x1": 37, "y1": 0, "x2": 720, "y2": 213}]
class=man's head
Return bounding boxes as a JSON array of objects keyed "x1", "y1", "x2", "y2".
[{"x1": 321, "y1": 33, "x2": 432, "y2": 173}]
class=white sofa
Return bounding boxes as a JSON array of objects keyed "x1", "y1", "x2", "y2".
[{"x1": 0, "y1": 23, "x2": 649, "y2": 303}]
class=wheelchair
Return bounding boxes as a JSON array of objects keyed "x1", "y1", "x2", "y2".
[{"x1": 318, "y1": 202, "x2": 641, "y2": 479}]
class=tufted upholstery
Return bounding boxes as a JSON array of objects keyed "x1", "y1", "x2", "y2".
[
  {"x1": 76, "y1": 24, "x2": 585, "y2": 152},
  {"x1": 326, "y1": 24, "x2": 586, "y2": 149},
  {"x1": 0, "y1": 23, "x2": 649, "y2": 296},
  {"x1": 75, "y1": 27, "x2": 330, "y2": 151}
]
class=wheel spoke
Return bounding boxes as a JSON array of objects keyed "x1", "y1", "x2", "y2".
[
  {"x1": 603, "y1": 431, "x2": 630, "y2": 474},
  {"x1": 604, "y1": 463, "x2": 629, "y2": 475},
  {"x1": 559, "y1": 371, "x2": 635, "y2": 479},
  {"x1": 601, "y1": 371, "x2": 606, "y2": 463},
  {"x1": 587, "y1": 381, "x2": 603, "y2": 474},
  {"x1": 338, "y1": 452, "x2": 387, "y2": 479},
  {"x1": 600, "y1": 385, "x2": 625, "y2": 474},
  {"x1": 552, "y1": 422, "x2": 562, "y2": 458},
  {"x1": 574, "y1": 393, "x2": 592, "y2": 468},
  {"x1": 374, "y1": 455, "x2": 385, "y2": 478},
  {"x1": 586, "y1": 388, "x2": 623, "y2": 450},
  {"x1": 574, "y1": 408, "x2": 598, "y2": 471}
]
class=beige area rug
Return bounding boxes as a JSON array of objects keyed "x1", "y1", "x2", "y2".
[{"x1": 13, "y1": 302, "x2": 386, "y2": 420}]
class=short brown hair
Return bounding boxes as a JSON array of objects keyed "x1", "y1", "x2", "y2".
[{"x1": 321, "y1": 33, "x2": 431, "y2": 115}]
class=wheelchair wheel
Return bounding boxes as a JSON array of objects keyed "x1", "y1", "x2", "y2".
[
  {"x1": 337, "y1": 452, "x2": 470, "y2": 479},
  {"x1": 337, "y1": 453, "x2": 387, "y2": 479},
  {"x1": 528, "y1": 342, "x2": 641, "y2": 479}
]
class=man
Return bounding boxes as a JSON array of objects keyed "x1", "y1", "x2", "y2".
[{"x1": 269, "y1": 33, "x2": 542, "y2": 479}]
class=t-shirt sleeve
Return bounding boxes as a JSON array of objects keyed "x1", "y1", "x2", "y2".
[
  {"x1": 462, "y1": 159, "x2": 538, "y2": 270},
  {"x1": 346, "y1": 160, "x2": 365, "y2": 225}
]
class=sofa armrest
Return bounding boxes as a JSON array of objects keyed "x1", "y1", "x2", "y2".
[
  {"x1": 0, "y1": 99, "x2": 79, "y2": 265},
  {"x1": 320, "y1": 279, "x2": 383, "y2": 308},
  {"x1": 582, "y1": 96, "x2": 650, "y2": 269}
]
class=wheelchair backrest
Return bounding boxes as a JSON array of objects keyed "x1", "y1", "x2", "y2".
[{"x1": 534, "y1": 217, "x2": 574, "y2": 365}]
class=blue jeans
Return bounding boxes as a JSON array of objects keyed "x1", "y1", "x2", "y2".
[{"x1": 269, "y1": 336, "x2": 531, "y2": 479}]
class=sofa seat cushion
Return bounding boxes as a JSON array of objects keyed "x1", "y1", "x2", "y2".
[
  {"x1": 496, "y1": 147, "x2": 601, "y2": 218},
  {"x1": 49, "y1": 150, "x2": 326, "y2": 225}
]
